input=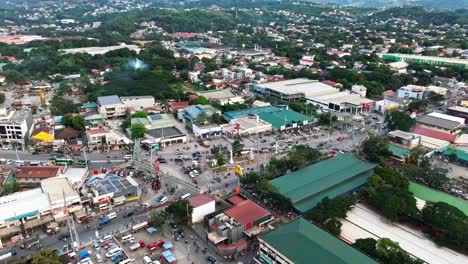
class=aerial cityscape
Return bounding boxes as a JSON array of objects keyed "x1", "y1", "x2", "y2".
[{"x1": 0, "y1": 0, "x2": 466, "y2": 264}]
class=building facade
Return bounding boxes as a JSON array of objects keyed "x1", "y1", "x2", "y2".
[
  {"x1": 0, "y1": 108, "x2": 33, "y2": 151},
  {"x1": 97, "y1": 95, "x2": 127, "y2": 119}
]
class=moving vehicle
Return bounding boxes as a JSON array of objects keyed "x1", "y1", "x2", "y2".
[
  {"x1": 124, "y1": 210, "x2": 135, "y2": 218},
  {"x1": 0, "y1": 250, "x2": 16, "y2": 262},
  {"x1": 155, "y1": 195, "x2": 168, "y2": 204},
  {"x1": 99, "y1": 217, "x2": 110, "y2": 226},
  {"x1": 206, "y1": 256, "x2": 217, "y2": 264},
  {"x1": 181, "y1": 193, "x2": 191, "y2": 199},
  {"x1": 107, "y1": 212, "x2": 117, "y2": 219}
]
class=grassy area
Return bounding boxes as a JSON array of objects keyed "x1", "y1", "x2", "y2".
[{"x1": 409, "y1": 181, "x2": 468, "y2": 215}]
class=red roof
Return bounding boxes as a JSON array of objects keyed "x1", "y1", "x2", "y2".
[
  {"x1": 88, "y1": 128, "x2": 106, "y2": 135},
  {"x1": 382, "y1": 90, "x2": 396, "y2": 96},
  {"x1": 225, "y1": 199, "x2": 271, "y2": 226},
  {"x1": 167, "y1": 101, "x2": 189, "y2": 110},
  {"x1": 228, "y1": 195, "x2": 245, "y2": 205},
  {"x1": 15, "y1": 166, "x2": 63, "y2": 179},
  {"x1": 189, "y1": 194, "x2": 214, "y2": 208},
  {"x1": 322, "y1": 80, "x2": 338, "y2": 87},
  {"x1": 412, "y1": 126, "x2": 457, "y2": 142}
]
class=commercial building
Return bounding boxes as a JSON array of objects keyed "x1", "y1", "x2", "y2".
[
  {"x1": 397, "y1": 85, "x2": 425, "y2": 99},
  {"x1": 40, "y1": 178, "x2": 82, "y2": 221},
  {"x1": 132, "y1": 114, "x2": 177, "y2": 129},
  {"x1": 205, "y1": 196, "x2": 273, "y2": 255},
  {"x1": 307, "y1": 91, "x2": 373, "y2": 114},
  {"x1": 97, "y1": 95, "x2": 127, "y2": 119},
  {"x1": 258, "y1": 217, "x2": 377, "y2": 264},
  {"x1": 252, "y1": 79, "x2": 338, "y2": 101},
  {"x1": 196, "y1": 90, "x2": 244, "y2": 105},
  {"x1": 0, "y1": 188, "x2": 52, "y2": 240},
  {"x1": 447, "y1": 106, "x2": 468, "y2": 123},
  {"x1": 121, "y1": 96, "x2": 155, "y2": 111},
  {"x1": 192, "y1": 124, "x2": 222, "y2": 139},
  {"x1": 177, "y1": 104, "x2": 221, "y2": 124},
  {"x1": 144, "y1": 126, "x2": 187, "y2": 146},
  {"x1": 221, "y1": 116, "x2": 272, "y2": 137},
  {"x1": 416, "y1": 113, "x2": 464, "y2": 135},
  {"x1": 381, "y1": 53, "x2": 468, "y2": 69},
  {"x1": 223, "y1": 105, "x2": 284, "y2": 121},
  {"x1": 15, "y1": 166, "x2": 64, "y2": 187},
  {"x1": 60, "y1": 44, "x2": 142, "y2": 55},
  {"x1": 0, "y1": 108, "x2": 33, "y2": 150},
  {"x1": 270, "y1": 154, "x2": 376, "y2": 213},
  {"x1": 166, "y1": 101, "x2": 189, "y2": 112},
  {"x1": 189, "y1": 194, "x2": 216, "y2": 223},
  {"x1": 374, "y1": 99, "x2": 401, "y2": 115},
  {"x1": 89, "y1": 174, "x2": 139, "y2": 209},
  {"x1": 258, "y1": 109, "x2": 314, "y2": 131}
]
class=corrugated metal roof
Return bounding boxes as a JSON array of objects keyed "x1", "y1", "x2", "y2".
[
  {"x1": 261, "y1": 218, "x2": 378, "y2": 264},
  {"x1": 388, "y1": 144, "x2": 411, "y2": 158},
  {"x1": 270, "y1": 154, "x2": 376, "y2": 212},
  {"x1": 97, "y1": 95, "x2": 122, "y2": 106},
  {"x1": 417, "y1": 115, "x2": 460, "y2": 130},
  {"x1": 259, "y1": 109, "x2": 314, "y2": 129}
]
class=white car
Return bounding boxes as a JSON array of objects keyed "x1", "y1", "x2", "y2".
[
  {"x1": 189, "y1": 171, "x2": 195, "y2": 178},
  {"x1": 193, "y1": 170, "x2": 199, "y2": 176}
]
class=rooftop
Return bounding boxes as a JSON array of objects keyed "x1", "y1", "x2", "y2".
[
  {"x1": 146, "y1": 126, "x2": 185, "y2": 139},
  {"x1": 308, "y1": 91, "x2": 373, "y2": 106},
  {"x1": 97, "y1": 95, "x2": 122, "y2": 106},
  {"x1": 60, "y1": 44, "x2": 141, "y2": 55},
  {"x1": 225, "y1": 199, "x2": 271, "y2": 226},
  {"x1": 388, "y1": 130, "x2": 418, "y2": 140},
  {"x1": 197, "y1": 89, "x2": 236, "y2": 100},
  {"x1": 0, "y1": 108, "x2": 30, "y2": 125},
  {"x1": 258, "y1": 109, "x2": 314, "y2": 129},
  {"x1": 189, "y1": 194, "x2": 214, "y2": 208},
  {"x1": 223, "y1": 105, "x2": 283, "y2": 120},
  {"x1": 388, "y1": 144, "x2": 411, "y2": 158},
  {"x1": 15, "y1": 166, "x2": 63, "y2": 179},
  {"x1": 256, "y1": 78, "x2": 338, "y2": 97},
  {"x1": 417, "y1": 115, "x2": 461, "y2": 130},
  {"x1": 95, "y1": 175, "x2": 137, "y2": 196},
  {"x1": 41, "y1": 177, "x2": 79, "y2": 204},
  {"x1": 261, "y1": 217, "x2": 377, "y2": 264},
  {"x1": 0, "y1": 188, "x2": 50, "y2": 222},
  {"x1": 270, "y1": 153, "x2": 376, "y2": 212},
  {"x1": 448, "y1": 105, "x2": 468, "y2": 114},
  {"x1": 412, "y1": 126, "x2": 458, "y2": 142}
]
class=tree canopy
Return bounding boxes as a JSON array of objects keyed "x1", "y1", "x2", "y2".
[
  {"x1": 386, "y1": 111, "x2": 415, "y2": 132},
  {"x1": 362, "y1": 134, "x2": 391, "y2": 163},
  {"x1": 166, "y1": 199, "x2": 193, "y2": 226},
  {"x1": 130, "y1": 124, "x2": 146, "y2": 139}
]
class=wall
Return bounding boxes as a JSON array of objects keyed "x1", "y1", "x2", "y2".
[{"x1": 192, "y1": 201, "x2": 216, "y2": 223}]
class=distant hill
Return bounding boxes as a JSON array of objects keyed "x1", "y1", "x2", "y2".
[{"x1": 308, "y1": 0, "x2": 468, "y2": 10}]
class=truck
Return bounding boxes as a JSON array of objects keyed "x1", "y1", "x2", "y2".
[
  {"x1": 0, "y1": 250, "x2": 16, "y2": 261},
  {"x1": 131, "y1": 221, "x2": 148, "y2": 234}
]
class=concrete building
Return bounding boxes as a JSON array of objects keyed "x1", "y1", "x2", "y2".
[
  {"x1": 15, "y1": 166, "x2": 64, "y2": 187},
  {"x1": 375, "y1": 99, "x2": 401, "y2": 115},
  {"x1": 307, "y1": 91, "x2": 374, "y2": 114},
  {"x1": 120, "y1": 96, "x2": 155, "y2": 111},
  {"x1": 221, "y1": 116, "x2": 272, "y2": 137},
  {"x1": 192, "y1": 124, "x2": 223, "y2": 139},
  {"x1": 397, "y1": 85, "x2": 425, "y2": 99},
  {"x1": 351, "y1": 85, "x2": 367, "y2": 97},
  {"x1": 252, "y1": 79, "x2": 338, "y2": 101},
  {"x1": 0, "y1": 108, "x2": 33, "y2": 150},
  {"x1": 97, "y1": 95, "x2": 127, "y2": 119},
  {"x1": 40, "y1": 178, "x2": 82, "y2": 221},
  {"x1": 177, "y1": 104, "x2": 221, "y2": 124},
  {"x1": 196, "y1": 90, "x2": 244, "y2": 105},
  {"x1": 86, "y1": 128, "x2": 107, "y2": 151},
  {"x1": 144, "y1": 126, "x2": 187, "y2": 147},
  {"x1": 189, "y1": 194, "x2": 215, "y2": 223},
  {"x1": 89, "y1": 174, "x2": 139, "y2": 209},
  {"x1": 258, "y1": 217, "x2": 378, "y2": 264}
]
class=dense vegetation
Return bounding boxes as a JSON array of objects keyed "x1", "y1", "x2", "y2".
[{"x1": 354, "y1": 238, "x2": 424, "y2": 264}]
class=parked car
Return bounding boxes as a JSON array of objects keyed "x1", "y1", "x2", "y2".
[{"x1": 206, "y1": 256, "x2": 217, "y2": 264}]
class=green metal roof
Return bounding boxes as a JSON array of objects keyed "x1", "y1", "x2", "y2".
[
  {"x1": 131, "y1": 117, "x2": 151, "y2": 126},
  {"x1": 388, "y1": 144, "x2": 411, "y2": 158},
  {"x1": 270, "y1": 153, "x2": 376, "y2": 212},
  {"x1": 409, "y1": 181, "x2": 468, "y2": 216},
  {"x1": 261, "y1": 218, "x2": 378, "y2": 264},
  {"x1": 443, "y1": 145, "x2": 468, "y2": 162},
  {"x1": 259, "y1": 109, "x2": 314, "y2": 129}
]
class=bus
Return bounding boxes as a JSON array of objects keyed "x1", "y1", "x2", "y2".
[{"x1": 55, "y1": 158, "x2": 74, "y2": 165}]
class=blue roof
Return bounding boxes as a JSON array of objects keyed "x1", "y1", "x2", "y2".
[
  {"x1": 83, "y1": 102, "x2": 97, "y2": 109},
  {"x1": 150, "y1": 114, "x2": 163, "y2": 121}
]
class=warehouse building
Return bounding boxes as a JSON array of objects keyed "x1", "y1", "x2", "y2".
[
  {"x1": 258, "y1": 109, "x2": 314, "y2": 131},
  {"x1": 269, "y1": 154, "x2": 376, "y2": 213},
  {"x1": 258, "y1": 217, "x2": 378, "y2": 264},
  {"x1": 252, "y1": 79, "x2": 338, "y2": 101}
]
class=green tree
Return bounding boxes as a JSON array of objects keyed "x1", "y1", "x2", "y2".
[
  {"x1": 324, "y1": 218, "x2": 342, "y2": 235},
  {"x1": 191, "y1": 96, "x2": 209, "y2": 105},
  {"x1": 241, "y1": 171, "x2": 261, "y2": 185},
  {"x1": 2, "y1": 181, "x2": 19, "y2": 194},
  {"x1": 0, "y1": 93, "x2": 5, "y2": 104},
  {"x1": 62, "y1": 114, "x2": 85, "y2": 131},
  {"x1": 149, "y1": 210, "x2": 168, "y2": 232},
  {"x1": 133, "y1": 111, "x2": 148, "y2": 118},
  {"x1": 231, "y1": 139, "x2": 244, "y2": 156},
  {"x1": 386, "y1": 111, "x2": 415, "y2": 132},
  {"x1": 28, "y1": 249, "x2": 61, "y2": 264},
  {"x1": 165, "y1": 199, "x2": 193, "y2": 226},
  {"x1": 407, "y1": 99, "x2": 428, "y2": 112},
  {"x1": 354, "y1": 238, "x2": 378, "y2": 257},
  {"x1": 130, "y1": 124, "x2": 146, "y2": 139},
  {"x1": 317, "y1": 112, "x2": 337, "y2": 125},
  {"x1": 50, "y1": 96, "x2": 78, "y2": 116},
  {"x1": 421, "y1": 202, "x2": 468, "y2": 250},
  {"x1": 362, "y1": 135, "x2": 392, "y2": 163},
  {"x1": 376, "y1": 238, "x2": 423, "y2": 264}
]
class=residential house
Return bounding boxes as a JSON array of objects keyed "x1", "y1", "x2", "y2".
[{"x1": 97, "y1": 95, "x2": 127, "y2": 119}]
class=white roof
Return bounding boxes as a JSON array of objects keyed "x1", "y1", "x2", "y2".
[
  {"x1": 428, "y1": 112, "x2": 465, "y2": 125},
  {"x1": 389, "y1": 61, "x2": 408, "y2": 69},
  {"x1": 0, "y1": 188, "x2": 50, "y2": 221},
  {"x1": 62, "y1": 167, "x2": 88, "y2": 186},
  {"x1": 308, "y1": 91, "x2": 373, "y2": 106},
  {"x1": 454, "y1": 134, "x2": 468, "y2": 145},
  {"x1": 418, "y1": 135, "x2": 450, "y2": 150},
  {"x1": 41, "y1": 177, "x2": 79, "y2": 204},
  {"x1": 258, "y1": 78, "x2": 339, "y2": 97},
  {"x1": 340, "y1": 204, "x2": 468, "y2": 264}
]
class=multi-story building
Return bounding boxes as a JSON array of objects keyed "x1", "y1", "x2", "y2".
[
  {"x1": 97, "y1": 95, "x2": 127, "y2": 119},
  {"x1": 120, "y1": 96, "x2": 155, "y2": 111},
  {"x1": 0, "y1": 108, "x2": 33, "y2": 151},
  {"x1": 397, "y1": 85, "x2": 425, "y2": 99}
]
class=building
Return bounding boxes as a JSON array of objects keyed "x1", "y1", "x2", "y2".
[
  {"x1": 205, "y1": 196, "x2": 273, "y2": 254},
  {"x1": 40, "y1": 178, "x2": 82, "y2": 221},
  {"x1": 270, "y1": 154, "x2": 377, "y2": 213},
  {"x1": 375, "y1": 99, "x2": 401, "y2": 115},
  {"x1": 189, "y1": 194, "x2": 215, "y2": 223},
  {"x1": 447, "y1": 106, "x2": 468, "y2": 123},
  {"x1": 258, "y1": 217, "x2": 378, "y2": 264},
  {"x1": 388, "y1": 130, "x2": 421, "y2": 149},
  {"x1": 192, "y1": 124, "x2": 223, "y2": 139},
  {"x1": 15, "y1": 166, "x2": 64, "y2": 187},
  {"x1": 144, "y1": 126, "x2": 187, "y2": 146},
  {"x1": 167, "y1": 101, "x2": 189, "y2": 112},
  {"x1": 223, "y1": 105, "x2": 284, "y2": 121},
  {"x1": 97, "y1": 95, "x2": 127, "y2": 119},
  {"x1": 307, "y1": 91, "x2": 373, "y2": 114},
  {"x1": 132, "y1": 114, "x2": 177, "y2": 129},
  {"x1": 0, "y1": 188, "x2": 52, "y2": 240},
  {"x1": 60, "y1": 44, "x2": 142, "y2": 55},
  {"x1": 0, "y1": 108, "x2": 33, "y2": 150},
  {"x1": 89, "y1": 175, "x2": 139, "y2": 209},
  {"x1": 416, "y1": 113, "x2": 464, "y2": 135},
  {"x1": 380, "y1": 53, "x2": 468, "y2": 69},
  {"x1": 177, "y1": 104, "x2": 221, "y2": 124},
  {"x1": 252, "y1": 79, "x2": 338, "y2": 101},
  {"x1": 121, "y1": 96, "x2": 155, "y2": 111},
  {"x1": 221, "y1": 116, "x2": 272, "y2": 137},
  {"x1": 351, "y1": 85, "x2": 367, "y2": 97},
  {"x1": 397, "y1": 85, "x2": 425, "y2": 99},
  {"x1": 86, "y1": 128, "x2": 107, "y2": 151},
  {"x1": 196, "y1": 90, "x2": 244, "y2": 105},
  {"x1": 258, "y1": 109, "x2": 314, "y2": 131}
]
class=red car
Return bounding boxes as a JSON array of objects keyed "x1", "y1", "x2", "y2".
[{"x1": 147, "y1": 240, "x2": 164, "y2": 251}]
